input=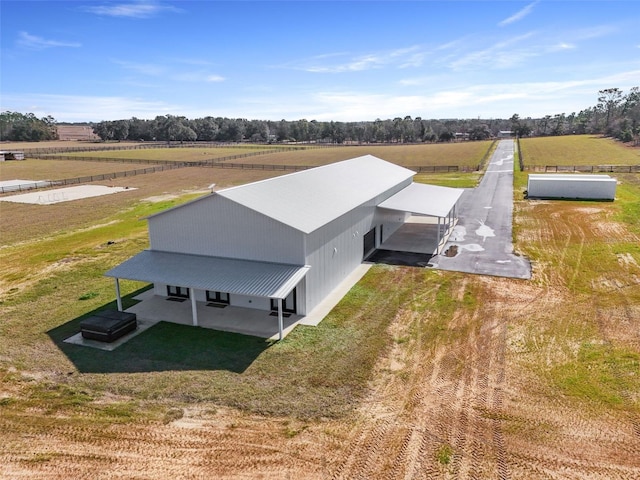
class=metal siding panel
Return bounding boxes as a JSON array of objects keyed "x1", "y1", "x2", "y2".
[
  {"x1": 527, "y1": 175, "x2": 616, "y2": 200},
  {"x1": 304, "y1": 204, "x2": 375, "y2": 312},
  {"x1": 301, "y1": 180, "x2": 412, "y2": 312},
  {"x1": 149, "y1": 195, "x2": 304, "y2": 264}
]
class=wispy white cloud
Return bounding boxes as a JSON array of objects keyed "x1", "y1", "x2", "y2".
[
  {"x1": 448, "y1": 32, "x2": 537, "y2": 70},
  {"x1": 498, "y1": 1, "x2": 538, "y2": 27},
  {"x1": 17, "y1": 31, "x2": 81, "y2": 50},
  {"x1": 239, "y1": 68, "x2": 640, "y2": 121},
  {"x1": 291, "y1": 46, "x2": 426, "y2": 73},
  {"x1": 82, "y1": 1, "x2": 181, "y2": 18},
  {"x1": 571, "y1": 24, "x2": 618, "y2": 41},
  {"x1": 113, "y1": 59, "x2": 225, "y2": 83},
  {"x1": 549, "y1": 42, "x2": 576, "y2": 52},
  {"x1": 113, "y1": 59, "x2": 167, "y2": 76}
]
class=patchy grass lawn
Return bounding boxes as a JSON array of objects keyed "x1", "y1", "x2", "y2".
[
  {"x1": 1, "y1": 201, "x2": 462, "y2": 418},
  {"x1": 1, "y1": 141, "x2": 639, "y2": 478}
]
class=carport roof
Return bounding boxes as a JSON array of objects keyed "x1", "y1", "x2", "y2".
[
  {"x1": 378, "y1": 182, "x2": 464, "y2": 218},
  {"x1": 105, "y1": 250, "x2": 309, "y2": 299}
]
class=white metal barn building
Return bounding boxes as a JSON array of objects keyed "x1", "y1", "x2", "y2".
[
  {"x1": 106, "y1": 155, "x2": 463, "y2": 339},
  {"x1": 527, "y1": 174, "x2": 617, "y2": 201}
]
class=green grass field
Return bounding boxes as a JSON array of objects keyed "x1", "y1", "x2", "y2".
[{"x1": 520, "y1": 135, "x2": 640, "y2": 166}]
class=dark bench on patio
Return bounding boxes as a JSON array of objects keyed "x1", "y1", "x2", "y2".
[{"x1": 80, "y1": 310, "x2": 137, "y2": 343}]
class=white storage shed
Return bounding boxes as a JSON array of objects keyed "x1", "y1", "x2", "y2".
[
  {"x1": 527, "y1": 174, "x2": 617, "y2": 201},
  {"x1": 106, "y1": 155, "x2": 463, "y2": 339}
]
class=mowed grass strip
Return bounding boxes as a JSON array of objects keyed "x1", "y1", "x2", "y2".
[
  {"x1": 520, "y1": 134, "x2": 640, "y2": 166},
  {"x1": 57, "y1": 146, "x2": 291, "y2": 162},
  {"x1": 3, "y1": 140, "x2": 146, "y2": 150},
  {"x1": 0, "y1": 159, "x2": 161, "y2": 182}
]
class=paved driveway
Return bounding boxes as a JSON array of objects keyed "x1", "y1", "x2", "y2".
[{"x1": 433, "y1": 139, "x2": 531, "y2": 279}]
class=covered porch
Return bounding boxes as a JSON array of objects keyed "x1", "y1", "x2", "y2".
[
  {"x1": 378, "y1": 182, "x2": 463, "y2": 256},
  {"x1": 105, "y1": 250, "x2": 310, "y2": 341},
  {"x1": 125, "y1": 289, "x2": 303, "y2": 340}
]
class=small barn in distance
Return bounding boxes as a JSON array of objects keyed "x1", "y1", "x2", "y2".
[
  {"x1": 0, "y1": 150, "x2": 25, "y2": 161},
  {"x1": 106, "y1": 155, "x2": 463, "y2": 339},
  {"x1": 527, "y1": 174, "x2": 617, "y2": 201}
]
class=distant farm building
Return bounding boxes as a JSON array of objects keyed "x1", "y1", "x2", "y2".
[
  {"x1": 56, "y1": 125, "x2": 100, "y2": 141},
  {"x1": 0, "y1": 151, "x2": 25, "y2": 161},
  {"x1": 498, "y1": 131, "x2": 513, "y2": 139},
  {"x1": 527, "y1": 174, "x2": 617, "y2": 201},
  {"x1": 106, "y1": 155, "x2": 463, "y2": 339}
]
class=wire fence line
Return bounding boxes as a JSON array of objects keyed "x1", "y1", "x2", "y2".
[
  {"x1": 32, "y1": 146, "x2": 306, "y2": 164},
  {"x1": 516, "y1": 136, "x2": 639, "y2": 173},
  {"x1": 0, "y1": 164, "x2": 186, "y2": 194},
  {"x1": 20, "y1": 142, "x2": 318, "y2": 156},
  {"x1": 1, "y1": 160, "x2": 481, "y2": 194},
  {"x1": 522, "y1": 165, "x2": 640, "y2": 173}
]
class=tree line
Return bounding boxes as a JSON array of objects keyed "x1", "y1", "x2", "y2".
[
  {"x1": 0, "y1": 111, "x2": 58, "y2": 141},
  {"x1": 1, "y1": 87, "x2": 637, "y2": 144},
  {"x1": 88, "y1": 115, "x2": 506, "y2": 144},
  {"x1": 509, "y1": 87, "x2": 640, "y2": 144}
]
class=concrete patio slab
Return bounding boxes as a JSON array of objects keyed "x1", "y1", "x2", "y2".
[
  {"x1": 126, "y1": 295, "x2": 302, "y2": 341},
  {"x1": 380, "y1": 215, "x2": 455, "y2": 255},
  {"x1": 63, "y1": 318, "x2": 157, "y2": 351}
]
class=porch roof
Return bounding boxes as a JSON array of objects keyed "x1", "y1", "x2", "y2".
[
  {"x1": 105, "y1": 250, "x2": 310, "y2": 299},
  {"x1": 377, "y1": 182, "x2": 464, "y2": 218}
]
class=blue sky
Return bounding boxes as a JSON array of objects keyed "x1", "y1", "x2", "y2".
[{"x1": 1, "y1": 1, "x2": 638, "y2": 122}]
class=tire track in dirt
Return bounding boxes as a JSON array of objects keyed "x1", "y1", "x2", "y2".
[
  {"x1": 593, "y1": 301, "x2": 640, "y2": 442},
  {"x1": 332, "y1": 277, "x2": 514, "y2": 480}
]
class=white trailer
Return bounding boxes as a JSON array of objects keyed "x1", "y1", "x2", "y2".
[{"x1": 527, "y1": 174, "x2": 616, "y2": 201}]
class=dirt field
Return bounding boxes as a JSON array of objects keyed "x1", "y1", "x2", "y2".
[
  {"x1": 0, "y1": 167, "x2": 286, "y2": 246},
  {"x1": 1, "y1": 142, "x2": 639, "y2": 479}
]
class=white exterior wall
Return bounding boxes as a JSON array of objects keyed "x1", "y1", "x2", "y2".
[
  {"x1": 302, "y1": 178, "x2": 412, "y2": 313},
  {"x1": 375, "y1": 209, "x2": 410, "y2": 243},
  {"x1": 148, "y1": 194, "x2": 305, "y2": 264},
  {"x1": 153, "y1": 283, "x2": 271, "y2": 310},
  {"x1": 528, "y1": 175, "x2": 616, "y2": 200}
]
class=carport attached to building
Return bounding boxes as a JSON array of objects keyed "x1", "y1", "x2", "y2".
[
  {"x1": 105, "y1": 250, "x2": 310, "y2": 340},
  {"x1": 377, "y1": 183, "x2": 463, "y2": 255}
]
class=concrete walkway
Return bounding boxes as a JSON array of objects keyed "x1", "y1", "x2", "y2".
[{"x1": 433, "y1": 139, "x2": 531, "y2": 279}]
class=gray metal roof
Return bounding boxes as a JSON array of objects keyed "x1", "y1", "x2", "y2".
[
  {"x1": 215, "y1": 155, "x2": 415, "y2": 233},
  {"x1": 105, "y1": 250, "x2": 309, "y2": 299},
  {"x1": 378, "y1": 182, "x2": 464, "y2": 218}
]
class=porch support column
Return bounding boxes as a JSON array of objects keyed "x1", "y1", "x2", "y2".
[
  {"x1": 114, "y1": 278, "x2": 123, "y2": 311},
  {"x1": 190, "y1": 288, "x2": 198, "y2": 327},
  {"x1": 277, "y1": 298, "x2": 283, "y2": 341}
]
